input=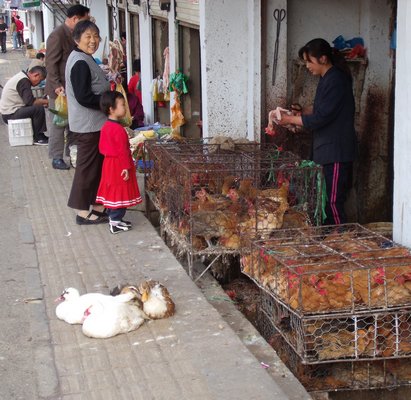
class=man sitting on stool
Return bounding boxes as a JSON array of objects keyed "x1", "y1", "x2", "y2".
[{"x1": 0, "y1": 66, "x2": 49, "y2": 145}]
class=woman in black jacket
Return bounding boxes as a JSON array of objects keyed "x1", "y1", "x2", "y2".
[{"x1": 273, "y1": 38, "x2": 357, "y2": 225}]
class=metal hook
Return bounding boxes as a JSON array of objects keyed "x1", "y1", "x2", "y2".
[{"x1": 273, "y1": 8, "x2": 286, "y2": 22}]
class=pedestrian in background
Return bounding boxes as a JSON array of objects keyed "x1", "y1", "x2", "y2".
[
  {"x1": 44, "y1": 4, "x2": 90, "y2": 170},
  {"x1": 15, "y1": 15, "x2": 24, "y2": 47},
  {"x1": 9, "y1": 17, "x2": 17, "y2": 50},
  {"x1": 65, "y1": 20, "x2": 110, "y2": 225},
  {"x1": 272, "y1": 38, "x2": 357, "y2": 225},
  {"x1": 0, "y1": 17, "x2": 7, "y2": 53}
]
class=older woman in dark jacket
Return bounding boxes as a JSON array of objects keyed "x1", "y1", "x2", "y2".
[{"x1": 65, "y1": 20, "x2": 110, "y2": 224}]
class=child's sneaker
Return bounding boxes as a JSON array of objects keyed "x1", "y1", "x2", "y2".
[
  {"x1": 120, "y1": 219, "x2": 132, "y2": 228},
  {"x1": 109, "y1": 223, "x2": 130, "y2": 234}
]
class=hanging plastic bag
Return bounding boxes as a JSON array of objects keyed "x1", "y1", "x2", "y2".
[
  {"x1": 169, "y1": 71, "x2": 189, "y2": 96},
  {"x1": 115, "y1": 82, "x2": 132, "y2": 127},
  {"x1": 151, "y1": 78, "x2": 164, "y2": 102},
  {"x1": 171, "y1": 98, "x2": 185, "y2": 129},
  {"x1": 50, "y1": 92, "x2": 68, "y2": 127}
]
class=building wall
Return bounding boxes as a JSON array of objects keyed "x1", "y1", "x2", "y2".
[
  {"x1": 393, "y1": 0, "x2": 411, "y2": 246},
  {"x1": 89, "y1": 3, "x2": 110, "y2": 61},
  {"x1": 200, "y1": 0, "x2": 260, "y2": 139}
]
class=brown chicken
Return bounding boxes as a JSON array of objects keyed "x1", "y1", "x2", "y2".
[
  {"x1": 378, "y1": 314, "x2": 411, "y2": 357},
  {"x1": 281, "y1": 208, "x2": 311, "y2": 229},
  {"x1": 191, "y1": 209, "x2": 238, "y2": 248},
  {"x1": 221, "y1": 175, "x2": 239, "y2": 196}
]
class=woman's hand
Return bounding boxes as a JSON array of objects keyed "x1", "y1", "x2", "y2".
[{"x1": 121, "y1": 169, "x2": 129, "y2": 181}]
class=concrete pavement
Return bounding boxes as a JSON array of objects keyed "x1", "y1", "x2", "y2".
[{"x1": 0, "y1": 47, "x2": 310, "y2": 400}]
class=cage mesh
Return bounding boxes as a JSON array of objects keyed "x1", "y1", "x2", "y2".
[
  {"x1": 144, "y1": 142, "x2": 323, "y2": 264},
  {"x1": 260, "y1": 288, "x2": 411, "y2": 364},
  {"x1": 257, "y1": 307, "x2": 411, "y2": 392},
  {"x1": 241, "y1": 224, "x2": 411, "y2": 315}
]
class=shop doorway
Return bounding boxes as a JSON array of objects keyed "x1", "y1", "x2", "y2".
[{"x1": 178, "y1": 24, "x2": 202, "y2": 139}]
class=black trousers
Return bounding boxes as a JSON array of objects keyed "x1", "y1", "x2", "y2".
[
  {"x1": 322, "y1": 162, "x2": 353, "y2": 225},
  {"x1": 2, "y1": 105, "x2": 47, "y2": 141},
  {"x1": 0, "y1": 33, "x2": 6, "y2": 52},
  {"x1": 17, "y1": 32, "x2": 24, "y2": 47},
  {"x1": 67, "y1": 132, "x2": 103, "y2": 211}
]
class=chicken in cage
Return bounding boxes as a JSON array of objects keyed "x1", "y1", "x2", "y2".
[{"x1": 241, "y1": 224, "x2": 411, "y2": 314}]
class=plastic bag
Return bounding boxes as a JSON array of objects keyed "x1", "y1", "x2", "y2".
[
  {"x1": 52, "y1": 93, "x2": 68, "y2": 127},
  {"x1": 171, "y1": 98, "x2": 185, "y2": 129},
  {"x1": 115, "y1": 83, "x2": 132, "y2": 127}
]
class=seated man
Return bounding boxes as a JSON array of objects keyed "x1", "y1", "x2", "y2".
[{"x1": 0, "y1": 66, "x2": 49, "y2": 145}]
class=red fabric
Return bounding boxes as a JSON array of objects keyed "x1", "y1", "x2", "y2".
[
  {"x1": 128, "y1": 73, "x2": 142, "y2": 103},
  {"x1": 127, "y1": 92, "x2": 144, "y2": 129},
  {"x1": 15, "y1": 19, "x2": 23, "y2": 32},
  {"x1": 96, "y1": 120, "x2": 142, "y2": 209}
]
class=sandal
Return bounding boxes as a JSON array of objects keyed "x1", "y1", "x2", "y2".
[{"x1": 76, "y1": 211, "x2": 108, "y2": 225}]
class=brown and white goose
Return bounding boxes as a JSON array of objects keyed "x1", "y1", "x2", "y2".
[{"x1": 138, "y1": 280, "x2": 175, "y2": 319}]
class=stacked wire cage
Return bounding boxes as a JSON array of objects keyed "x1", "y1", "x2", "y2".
[
  {"x1": 144, "y1": 141, "x2": 324, "y2": 276},
  {"x1": 241, "y1": 223, "x2": 411, "y2": 392},
  {"x1": 258, "y1": 308, "x2": 411, "y2": 392}
]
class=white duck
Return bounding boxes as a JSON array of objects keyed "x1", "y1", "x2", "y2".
[
  {"x1": 138, "y1": 280, "x2": 175, "y2": 319},
  {"x1": 82, "y1": 300, "x2": 147, "y2": 338},
  {"x1": 55, "y1": 287, "x2": 138, "y2": 325}
]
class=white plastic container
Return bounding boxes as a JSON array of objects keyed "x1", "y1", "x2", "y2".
[{"x1": 8, "y1": 118, "x2": 33, "y2": 146}]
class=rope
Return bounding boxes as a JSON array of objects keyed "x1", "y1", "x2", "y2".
[{"x1": 298, "y1": 160, "x2": 327, "y2": 224}]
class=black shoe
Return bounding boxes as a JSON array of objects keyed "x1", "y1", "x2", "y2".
[
  {"x1": 52, "y1": 158, "x2": 70, "y2": 170},
  {"x1": 91, "y1": 209, "x2": 108, "y2": 218},
  {"x1": 110, "y1": 223, "x2": 130, "y2": 234},
  {"x1": 76, "y1": 213, "x2": 108, "y2": 225},
  {"x1": 34, "y1": 138, "x2": 48, "y2": 146}
]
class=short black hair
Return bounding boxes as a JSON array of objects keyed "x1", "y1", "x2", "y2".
[
  {"x1": 72, "y1": 20, "x2": 100, "y2": 42},
  {"x1": 36, "y1": 52, "x2": 45, "y2": 60},
  {"x1": 100, "y1": 90, "x2": 125, "y2": 116},
  {"x1": 132, "y1": 59, "x2": 141, "y2": 72},
  {"x1": 28, "y1": 65, "x2": 47, "y2": 78},
  {"x1": 67, "y1": 4, "x2": 90, "y2": 19}
]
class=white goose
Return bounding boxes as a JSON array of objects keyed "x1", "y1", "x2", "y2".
[
  {"x1": 82, "y1": 300, "x2": 147, "y2": 338},
  {"x1": 55, "y1": 287, "x2": 138, "y2": 325}
]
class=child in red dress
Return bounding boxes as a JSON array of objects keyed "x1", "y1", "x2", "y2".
[{"x1": 96, "y1": 91, "x2": 142, "y2": 234}]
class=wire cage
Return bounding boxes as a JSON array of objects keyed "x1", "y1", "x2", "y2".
[
  {"x1": 144, "y1": 141, "x2": 300, "y2": 204},
  {"x1": 260, "y1": 288, "x2": 411, "y2": 364},
  {"x1": 257, "y1": 307, "x2": 411, "y2": 392},
  {"x1": 143, "y1": 142, "x2": 324, "y2": 276},
  {"x1": 240, "y1": 223, "x2": 411, "y2": 315}
]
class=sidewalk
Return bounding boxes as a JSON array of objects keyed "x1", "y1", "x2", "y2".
[{"x1": 0, "y1": 48, "x2": 310, "y2": 400}]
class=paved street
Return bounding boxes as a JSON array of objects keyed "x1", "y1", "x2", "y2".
[{"x1": 0, "y1": 47, "x2": 309, "y2": 400}]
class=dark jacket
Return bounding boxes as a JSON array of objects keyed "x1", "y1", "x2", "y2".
[
  {"x1": 301, "y1": 66, "x2": 357, "y2": 165},
  {"x1": 44, "y1": 23, "x2": 75, "y2": 99}
]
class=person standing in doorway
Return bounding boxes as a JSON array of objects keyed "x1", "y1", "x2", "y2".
[
  {"x1": 44, "y1": 4, "x2": 90, "y2": 170},
  {"x1": 15, "y1": 15, "x2": 24, "y2": 48},
  {"x1": 128, "y1": 59, "x2": 142, "y2": 104},
  {"x1": 0, "y1": 17, "x2": 7, "y2": 53},
  {"x1": 271, "y1": 38, "x2": 357, "y2": 225}
]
